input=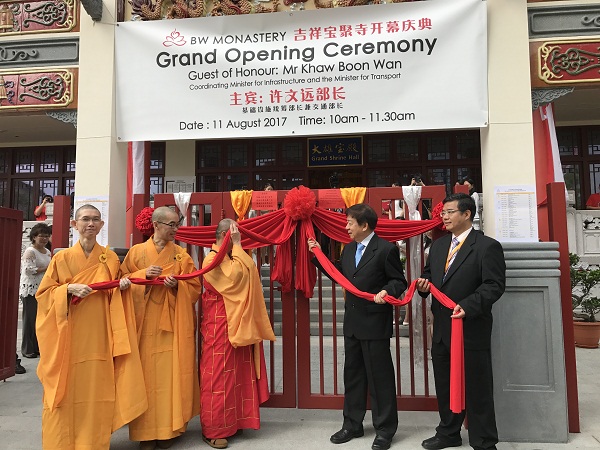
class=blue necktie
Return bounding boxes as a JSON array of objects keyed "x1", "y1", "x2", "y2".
[{"x1": 355, "y1": 242, "x2": 365, "y2": 267}]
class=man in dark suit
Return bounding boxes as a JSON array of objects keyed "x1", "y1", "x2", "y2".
[
  {"x1": 308, "y1": 203, "x2": 407, "y2": 450},
  {"x1": 416, "y1": 193, "x2": 506, "y2": 450}
]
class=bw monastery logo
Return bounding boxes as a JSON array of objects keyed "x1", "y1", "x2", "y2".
[{"x1": 163, "y1": 30, "x2": 186, "y2": 47}]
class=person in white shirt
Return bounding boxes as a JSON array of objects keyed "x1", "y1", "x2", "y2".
[{"x1": 19, "y1": 222, "x2": 52, "y2": 358}]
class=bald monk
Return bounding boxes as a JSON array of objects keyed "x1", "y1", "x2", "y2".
[
  {"x1": 200, "y1": 219, "x2": 276, "y2": 449},
  {"x1": 121, "y1": 206, "x2": 202, "y2": 450},
  {"x1": 36, "y1": 204, "x2": 147, "y2": 449}
]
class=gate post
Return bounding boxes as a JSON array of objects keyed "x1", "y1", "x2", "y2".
[
  {"x1": 547, "y1": 182, "x2": 580, "y2": 433},
  {"x1": 0, "y1": 207, "x2": 24, "y2": 381},
  {"x1": 51, "y1": 195, "x2": 71, "y2": 251}
]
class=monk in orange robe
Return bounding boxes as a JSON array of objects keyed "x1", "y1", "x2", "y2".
[
  {"x1": 36, "y1": 204, "x2": 147, "y2": 450},
  {"x1": 121, "y1": 206, "x2": 201, "y2": 450},
  {"x1": 200, "y1": 219, "x2": 276, "y2": 449}
]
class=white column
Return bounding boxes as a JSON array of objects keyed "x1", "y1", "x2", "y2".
[
  {"x1": 75, "y1": 1, "x2": 128, "y2": 246},
  {"x1": 165, "y1": 140, "x2": 196, "y2": 178},
  {"x1": 481, "y1": 0, "x2": 536, "y2": 238}
]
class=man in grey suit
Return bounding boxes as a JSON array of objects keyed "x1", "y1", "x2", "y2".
[
  {"x1": 308, "y1": 203, "x2": 407, "y2": 450},
  {"x1": 416, "y1": 193, "x2": 506, "y2": 450}
]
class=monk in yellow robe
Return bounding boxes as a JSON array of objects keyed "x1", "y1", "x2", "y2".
[
  {"x1": 200, "y1": 219, "x2": 276, "y2": 449},
  {"x1": 121, "y1": 206, "x2": 201, "y2": 450},
  {"x1": 36, "y1": 204, "x2": 147, "y2": 450}
]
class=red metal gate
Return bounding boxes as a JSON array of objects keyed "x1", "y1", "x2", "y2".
[
  {"x1": 153, "y1": 186, "x2": 447, "y2": 410},
  {"x1": 0, "y1": 207, "x2": 24, "y2": 381},
  {"x1": 154, "y1": 191, "x2": 298, "y2": 408}
]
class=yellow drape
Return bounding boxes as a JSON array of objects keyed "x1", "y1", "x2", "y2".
[
  {"x1": 36, "y1": 243, "x2": 146, "y2": 449},
  {"x1": 230, "y1": 190, "x2": 253, "y2": 221},
  {"x1": 340, "y1": 187, "x2": 366, "y2": 208},
  {"x1": 121, "y1": 238, "x2": 201, "y2": 441},
  {"x1": 339, "y1": 187, "x2": 366, "y2": 260}
]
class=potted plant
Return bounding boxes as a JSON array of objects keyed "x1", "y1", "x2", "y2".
[{"x1": 570, "y1": 253, "x2": 600, "y2": 348}]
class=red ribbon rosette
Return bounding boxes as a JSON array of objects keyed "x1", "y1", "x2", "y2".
[{"x1": 135, "y1": 207, "x2": 155, "y2": 237}]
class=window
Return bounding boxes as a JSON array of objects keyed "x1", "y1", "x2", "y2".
[
  {"x1": 0, "y1": 146, "x2": 75, "y2": 218},
  {"x1": 588, "y1": 129, "x2": 600, "y2": 156},
  {"x1": 198, "y1": 175, "x2": 221, "y2": 192},
  {"x1": 227, "y1": 143, "x2": 248, "y2": 167},
  {"x1": 226, "y1": 173, "x2": 248, "y2": 191},
  {"x1": 456, "y1": 132, "x2": 479, "y2": 160},
  {"x1": 562, "y1": 164, "x2": 582, "y2": 208},
  {"x1": 557, "y1": 128, "x2": 580, "y2": 156},
  {"x1": 363, "y1": 131, "x2": 480, "y2": 189},
  {"x1": 556, "y1": 126, "x2": 600, "y2": 209},
  {"x1": 150, "y1": 142, "x2": 165, "y2": 199},
  {"x1": 282, "y1": 142, "x2": 304, "y2": 165},
  {"x1": 193, "y1": 132, "x2": 482, "y2": 193},
  {"x1": 0, "y1": 149, "x2": 8, "y2": 174},
  {"x1": 198, "y1": 144, "x2": 221, "y2": 168},
  {"x1": 397, "y1": 136, "x2": 419, "y2": 161},
  {"x1": 255, "y1": 143, "x2": 276, "y2": 167},
  {"x1": 367, "y1": 169, "x2": 394, "y2": 187},
  {"x1": 196, "y1": 138, "x2": 307, "y2": 191},
  {"x1": 281, "y1": 173, "x2": 303, "y2": 190},
  {"x1": 150, "y1": 142, "x2": 165, "y2": 170},
  {"x1": 427, "y1": 135, "x2": 450, "y2": 160},
  {"x1": 367, "y1": 139, "x2": 390, "y2": 163}
]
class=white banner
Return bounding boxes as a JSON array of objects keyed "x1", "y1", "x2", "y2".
[{"x1": 116, "y1": 0, "x2": 487, "y2": 141}]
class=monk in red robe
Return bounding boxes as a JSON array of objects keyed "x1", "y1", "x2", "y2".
[
  {"x1": 121, "y1": 206, "x2": 201, "y2": 450},
  {"x1": 200, "y1": 219, "x2": 276, "y2": 449},
  {"x1": 36, "y1": 204, "x2": 147, "y2": 449}
]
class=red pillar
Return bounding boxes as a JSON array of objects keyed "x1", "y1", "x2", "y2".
[
  {"x1": 51, "y1": 195, "x2": 71, "y2": 251},
  {"x1": 547, "y1": 181, "x2": 580, "y2": 433},
  {"x1": 533, "y1": 108, "x2": 551, "y2": 241}
]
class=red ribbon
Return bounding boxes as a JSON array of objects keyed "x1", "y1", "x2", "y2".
[
  {"x1": 71, "y1": 232, "x2": 232, "y2": 305},
  {"x1": 404, "y1": 281, "x2": 465, "y2": 414},
  {"x1": 310, "y1": 242, "x2": 464, "y2": 414},
  {"x1": 71, "y1": 226, "x2": 464, "y2": 414}
]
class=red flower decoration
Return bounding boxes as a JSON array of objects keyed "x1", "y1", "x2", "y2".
[
  {"x1": 283, "y1": 186, "x2": 316, "y2": 221},
  {"x1": 135, "y1": 207, "x2": 155, "y2": 236},
  {"x1": 431, "y1": 201, "x2": 446, "y2": 230}
]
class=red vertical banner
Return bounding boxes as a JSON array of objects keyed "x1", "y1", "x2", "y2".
[{"x1": 126, "y1": 142, "x2": 151, "y2": 247}]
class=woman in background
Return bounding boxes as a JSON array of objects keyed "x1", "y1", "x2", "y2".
[
  {"x1": 34, "y1": 195, "x2": 53, "y2": 221},
  {"x1": 19, "y1": 222, "x2": 52, "y2": 358}
]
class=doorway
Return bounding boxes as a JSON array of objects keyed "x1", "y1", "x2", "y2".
[{"x1": 308, "y1": 168, "x2": 363, "y2": 189}]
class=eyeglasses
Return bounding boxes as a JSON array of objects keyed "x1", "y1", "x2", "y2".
[
  {"x1": 156, "y1": 220, "x2": 181, "y2": 229},
  {"x1": 77, "y1": 217, "x2": 102, "y2": 223},
  {"x1": 439, "y1": 209, "x2": 461, "y2": 217}
]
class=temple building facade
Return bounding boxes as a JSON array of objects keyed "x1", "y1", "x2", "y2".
[{"x1": 0, "y1": 0, "x2": 598, "y2": 245}]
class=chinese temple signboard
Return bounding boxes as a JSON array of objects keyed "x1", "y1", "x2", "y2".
[{"x1": 308, "y1": 136, "x2": 362, "y2": 167}]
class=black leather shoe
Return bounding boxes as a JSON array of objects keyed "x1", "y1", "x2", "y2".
[
  {"x1": 330, "y1": 428, "x2": 364, "y2": 444},
  {"x1": 372, "y1": 435, "x2": 392, "y2": 450},
  {"x1": 421, "y1": 435, "x2": 462, "y2": 450},
  {"x1": 15, "y1": 362, "x2": 26, "y2": 374}
]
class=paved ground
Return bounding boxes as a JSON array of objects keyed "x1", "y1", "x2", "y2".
[{"x1": 2, "y1": 311, "x2": 599, "y2": 450}]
